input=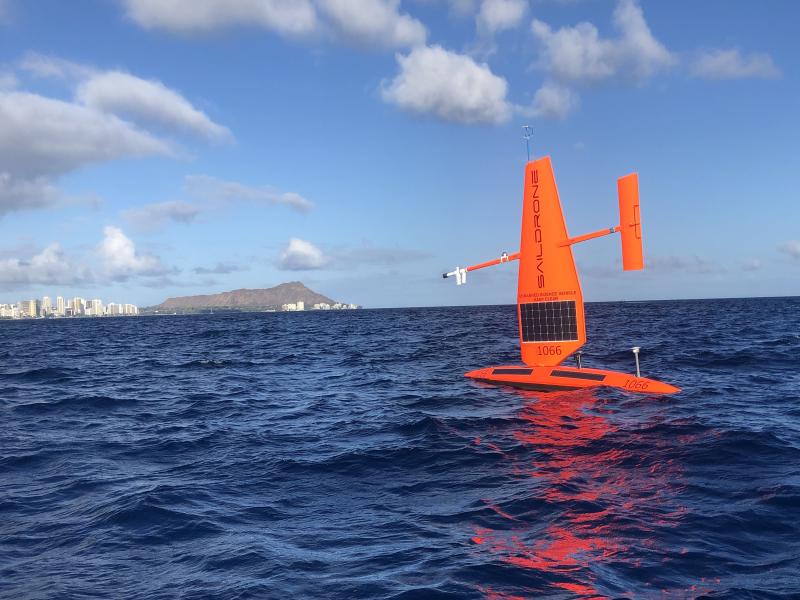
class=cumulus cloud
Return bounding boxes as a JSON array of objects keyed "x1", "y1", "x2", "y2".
[
  {"x1": 277, "y1": 238, "x2": 329, "y2": 270},
  {"x1": 531, "y1": 0, "x2": 674, "y2": 84},
  {"x1": 778, "y1": 241, "x2": 800, "y2": 261},
  {"x1": 0, "y1": 92, "x2": 171, "y2": 180},
  {"x1": 123, "y1": 0, "x2": 318, "y2": 36},
  {"x1": 0, "y1": 174, "x2": 59, "y2": 216},
  {"x1": 382, "y1": 45, "x2": 511, "y2": 124},
  {"x1": 0, "y1": 243, "x2": 90, "y2": 287},
  {"x1": 526, "y1": 81, "x2": 579, "y2": 120},
  {"x1": 691, "y1": 49, "x2": 780, "y2": 80},
  {"x1": 124, "y1": 200, "x2": 202, "y2": 231},
  {"x1": 477, "y1": 0, "x2": 527, "y2": 35},
  {"x1": 1, "y1": 55, "x2": 230, "y2": 216},
  {"x1": 124, "y1": 0, "x2": 426, "y2": 48},
  {"x1": 0, "y1": 91, "x2": 172, "y2": 215},
  {"x1": 21, "y1": 54, "x2": 229, "y2": 140},
  {"x1": 185, "y1": 175, "x2": 313, "y2": 212},
  {"x1": 0, "y1": 227, "x2": 170, "y2": 290},
  {"x1": 98, "y1": 226, "x2": 170, "y2": 280},
  {"x1": 77, "y1": 71, "x2": 231, "y2": 140},
  {"x1": 318, "y1": 0, "x2": 426, "y2": 48}
]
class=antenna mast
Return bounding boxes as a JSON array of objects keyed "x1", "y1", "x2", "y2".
[{"x1": 522, "y1": 125, "x2": 533, "y2": 162}]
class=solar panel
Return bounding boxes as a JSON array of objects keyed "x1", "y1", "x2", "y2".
[{"x1": 519, "y1": 301, "x2": 578, "y2": 342}]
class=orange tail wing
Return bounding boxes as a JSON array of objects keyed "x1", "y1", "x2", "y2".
[
  {"x1": 517, "y1": 157, "x2": 586, "y2": 366},
  {"x1": 618, "y1": 173, "x2": 643, "y2": 271}
]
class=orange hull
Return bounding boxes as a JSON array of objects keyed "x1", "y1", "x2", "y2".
[{"x1": 465, "y1": 365, "x2": 680, "y2": 395}]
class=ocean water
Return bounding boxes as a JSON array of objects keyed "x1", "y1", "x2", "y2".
[{"x1": 1, "y1": 298, "x2": 799, "y2": 599}]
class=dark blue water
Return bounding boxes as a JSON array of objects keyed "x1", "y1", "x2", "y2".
[{"x1": 1, "y1": 299, "x2": 799, "y2": 599}]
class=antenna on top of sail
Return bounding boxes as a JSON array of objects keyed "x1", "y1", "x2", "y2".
[{"x1": 522, "y1": 125, "x2": 533, "y2": 162}]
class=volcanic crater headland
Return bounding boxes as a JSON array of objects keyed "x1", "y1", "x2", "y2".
[{"x1": 150, "y1": 282, "x2": 356, "y2": 313}]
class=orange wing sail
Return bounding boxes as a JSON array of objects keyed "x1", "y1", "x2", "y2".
[{"x1": 517, "y1": 157, "x2": 585, "y2": 366}]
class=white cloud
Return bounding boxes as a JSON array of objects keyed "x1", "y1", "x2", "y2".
[
  {"x1": 98, "y1": 226, "x2": 169, "y2": 279},
  {"x1": 0, "y1": 227, "x2": 169, "y2": 290},
  {"x1": 3, "y1": 55, "x2": 231, "y2": 216},
  {"x1": 382, "y1": 45, "x2": 511, "y2": 124},
  {"x1": 0, "y1": 173, "x2": 58, "y2": 216},
  {"x1": 21, "y1": 55, "x2": 229, "y2": 140},
  {"x1": 317, "y1": 0, "x2": 426, "y2": 48},
  {"x1": 527, "y1": 81, "x2": 578, "y2": 120},
  {"x1": 691, "y1": 49, "x2": 780, "y2": 80},
  {"x1": 0, "y1": 243, "x2": 90, "y2": 287},
  {"x1": 277, "y1": 238, "x2": 329, "y2": 270},
  {"x1": 477, "y1": 0, "x2": 527, "y2": 35},
  {"x1": 185, "y1": 175, "x2": 313, "y2": 212},
  {"x1": 123, "y1": 0, "x2": 318, "y2": 36},
  {"x1": 123, "y1": 0, "x2": 426, "y2": 49},
  {"x1": 0, "y1": 91, "x2": 172, "y2": 179},
  {"x1": 20, "y1": 53, "x2": 96, "y2": 80},
  {"x1": 124, "y1": 200, "x2": 202, "y2": 231},
  {"x1": 77, "y1": 71, "x2": 231, "y2": 140},
  {"x1": 531, "y1": 0, "x2": 674, "y2": 84},
  {"x1": 778, "y1": 241, "x2": 800, "y2": 261}
]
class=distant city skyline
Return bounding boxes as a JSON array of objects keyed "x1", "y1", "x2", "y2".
[
  {"x1": 0, "y1": 1, "x2": 798, "y2": 307},
  {"x1": 0, "y1": 295, "x2": 138, "y2": 319}
]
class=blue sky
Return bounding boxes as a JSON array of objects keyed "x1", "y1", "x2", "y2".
[{"x1": 0, "y1": 0, "x2": 797, "y2": 308}]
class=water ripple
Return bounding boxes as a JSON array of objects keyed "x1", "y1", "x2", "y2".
[{"x1": 1, "y1": 299, "x2": 799, "y2": 598}]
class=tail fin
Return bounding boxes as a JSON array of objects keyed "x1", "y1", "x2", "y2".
[{"x1": 618, "y1": 173, "x2": 643, "y2": 271}]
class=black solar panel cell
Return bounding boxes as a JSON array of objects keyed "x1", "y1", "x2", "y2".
[{"x1": 519, "y1": 301, "x2": 579, "y2": 342}]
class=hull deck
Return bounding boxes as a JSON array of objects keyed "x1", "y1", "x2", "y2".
[{"x1": 465, "y1": 365, "x2": 680, "y2": 395}]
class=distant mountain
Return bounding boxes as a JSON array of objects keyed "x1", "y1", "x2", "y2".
[{"x1": 152, "y1": 282, "x2": 339, "y2": 311}]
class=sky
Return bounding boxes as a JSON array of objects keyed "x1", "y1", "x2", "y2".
[{"x1": 0, "y1": 0, "x2": 798, "y2": 308}]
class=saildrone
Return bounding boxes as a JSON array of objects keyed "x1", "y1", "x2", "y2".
[{"x1": 443, "y1": 155, "x2": 680, "y2": 395}]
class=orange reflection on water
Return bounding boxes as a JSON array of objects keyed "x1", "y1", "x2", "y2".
[{"x1": 472, "y1": 389, "x2": 687, "y2": 599}]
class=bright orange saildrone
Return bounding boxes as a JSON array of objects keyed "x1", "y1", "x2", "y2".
[{"x1": 444, "y1": 156, "x2": 680, "y2": 395}]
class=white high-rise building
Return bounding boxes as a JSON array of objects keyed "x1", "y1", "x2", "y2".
[
  {"x1": 123, "y1": 304, "x2": 138, "y2": 315},
  {"x1": 71, "y1": 297, "x2": 85, "y2": 316},
  {"x1": 56, "y1": 296, "x2": 65, "y2": 316},
  {"x1": 282, "y1": 302, "x2": 305, "y2": 311},
  {"x1": 89, "y1": 299, "x2": 104, "y2": 317},
  {"x1": 20, "y1": 299, "x2": 37, "y2": 318},
  {"x1": 41, "y1": 296, "x2": 52, "y2": 317}
]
